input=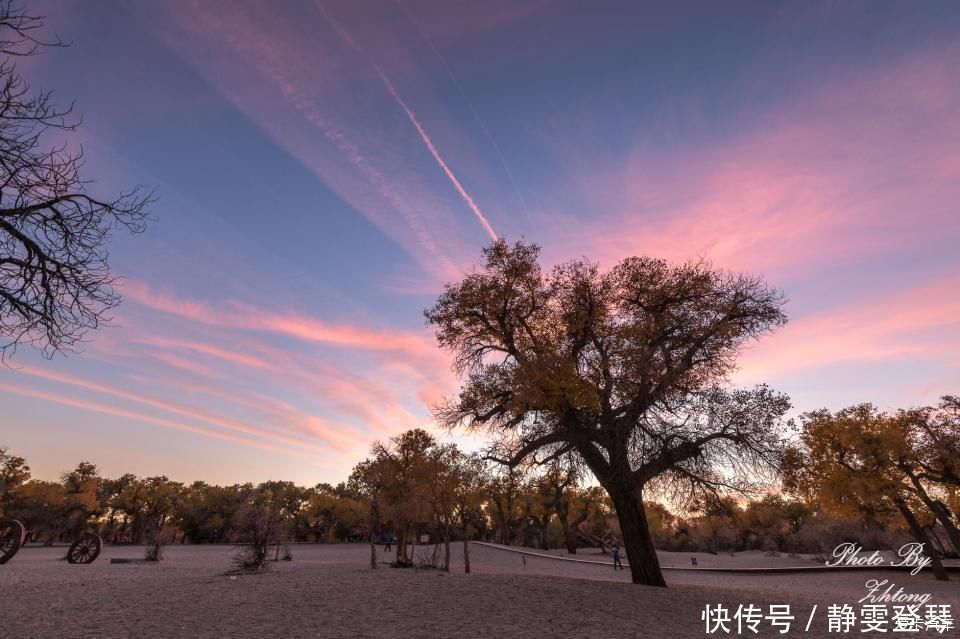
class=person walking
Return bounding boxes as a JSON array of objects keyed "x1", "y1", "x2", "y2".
[
  {"x1": 384, "y1": 532, "x2": 393, "y2": 552},
  {"x1": 612, "y1": 541, "x2": 624, "y2": 570}
]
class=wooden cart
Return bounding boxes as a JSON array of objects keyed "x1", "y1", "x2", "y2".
[{"x1": 0, "y1": 518, "x2": 102, "y2": 564}]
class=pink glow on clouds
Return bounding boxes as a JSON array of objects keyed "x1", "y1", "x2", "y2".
[
  {"x1": 736, "y1": 275, "x2": 960, "y2": 383},
  {"x1": 1, "y1": 272, "x2": 452, "y2": 475},
  {"x1": 108, "y1": 281, "x2": 454, "y2": 447},
  {"x1": 113, "y1": 314, "x2": 442, "y2": 437},
  {"x1": 119, "y1": 318, "x2": 438, "y2": 433},
  {"x1": 121, "y1": 280, "x2": 443, "y2": 363},
  {"x1": 121, "y1": 366, "x2": 381, "y2": 448},
  {"x1": 141, "y1": 350, "x2": 227, "y2": 381},
  {"x1": 539, "y1": 44, "x2": 960, "y2": 280},
  {"x1": 136, "y1": 337, "x2": 276, "y2": 371},
  {"x1": 13, "y1": 365, "x2": 344, "y2": 453},
  {"x1": 0, "y1": 380, "x2": 312, "y2": 458}
]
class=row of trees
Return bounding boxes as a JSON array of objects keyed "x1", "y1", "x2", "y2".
[
  {"x1": 0, "y1": 448, "x2": 364, "y2": 547},
  {"x1": 0, "y1": 437, "x2": 615, "y2": 562},
  {"x1": 786, "y1": 397, "x2": 960, "y2": 580},
  {"x1": 5, "y1": 398, "x2": 957, "y2": 573}
]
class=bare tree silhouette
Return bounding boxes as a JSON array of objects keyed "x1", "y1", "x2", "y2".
[{"x1": 0, "y1": 1, "x2": 152, "y2": 361}]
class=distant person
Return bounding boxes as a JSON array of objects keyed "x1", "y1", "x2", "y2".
[
  {"x1": 384, "y1": 533, "x2": 393, "y2": 552},
  {"x1": 691, "y1": 556, "x2": 698, "y2": 567},
  {"x1": 612, "y1": 541, "x2": 623, "y2": 570}
]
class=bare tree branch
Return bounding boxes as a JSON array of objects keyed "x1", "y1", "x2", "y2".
[{"x1": 0, "y1": 2, "x2": 152, "y2": 361}]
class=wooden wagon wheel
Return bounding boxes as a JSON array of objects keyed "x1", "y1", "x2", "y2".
[
  {"x1": 67, "y1": 532, "x2": 102, "y2": 564},
  {"x1": 0, "y1": 518, "x2": 26, "y2": 564}
]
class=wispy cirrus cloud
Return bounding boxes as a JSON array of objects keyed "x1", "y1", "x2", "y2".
[
  {"x1": 11, "y1": 364, "x2": 351, "y2": 453},
  {"x1": 112, "y1": 279, "x2": 456, "y2": 440},
  {"x1": 526, "y1": 42, "x2": 960, "y2": 404},
  {"x1": 735, "y1": 275, "x2": 960, "y2": 383},
  {"x1": 0, "y1": 380, "x2": 314, "y2": 458},
  {"x1": 158, "y1": 0, "x2": 503, "y2": 284},
  {"x1": 316, "y1": 0, "x2": 497, "y2": 241},
  {"x1": 128, "y1": 333, "x2": 426, "y2": 438},
  {"x1": 121, "y1": 280, "x2": 441, "y2": 362},
  {"x1": 541, "y1": 43, "x2": 960, "y2": 280}
]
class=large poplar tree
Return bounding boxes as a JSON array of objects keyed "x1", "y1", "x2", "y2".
[{"x1": 426, "y1": 240, "x2": 790, "y2": 586}]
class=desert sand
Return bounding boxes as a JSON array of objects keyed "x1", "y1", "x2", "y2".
[{"x1": 3, "y1": 543, "x2": 957, "y2": 638}]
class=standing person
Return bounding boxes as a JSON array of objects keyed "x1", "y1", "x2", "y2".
[
  {"x1": 612, "y1": 541, "x2": 623, "y2": 570},
  {"x1": 384, "y1": 532, "x2": 393, "y2": 552}
]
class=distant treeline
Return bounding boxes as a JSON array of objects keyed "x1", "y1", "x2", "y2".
[{"x1": 2, "y1": 399, "x2": 957, "y2": 563}]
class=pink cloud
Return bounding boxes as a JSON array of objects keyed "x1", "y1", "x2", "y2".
[
  {"x1": 105, "y1": 283, "x2": 452, "y2": 443},
  {"x1": 0, "y1": 380, "x2": 311, "y2": 458},
  {"x1": 141, "y1": 351, "x2": 226, "y2": 381},
  {"x1": 141, "y1": 337, "x2": 423, "y2": 438},
  {"x1": 539, "y1": 43, "x2": 960, "y2": 280},
  {"x1": 12, "y1": 364, "x2": 348, "y2": 453},
  {"x1": 736, "y1": 275, "x2": 960, "y2": 382},
  {"x1": 135, "y1": 337, "x2": 279, "y2": 371},
  {"x1": 121, "y1": 280, "x2": 442, "y2": 362}
]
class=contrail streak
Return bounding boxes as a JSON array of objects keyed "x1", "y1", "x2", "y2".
[
  {"x1": 374, "y1": 65, "x2": 499, "y2": 241},
  {"x1": 315, "y1": 1, "x2": 498, "y2": 241},
  {"x1": 396, "y1": 0, "x2": 531, "y2": 224}
]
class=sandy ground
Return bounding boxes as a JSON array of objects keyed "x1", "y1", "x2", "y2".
[{"x1": 3, "y1": 543, "x2": 957, "y2": 638}]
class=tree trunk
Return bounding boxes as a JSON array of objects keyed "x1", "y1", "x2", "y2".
[
  {"x1": 565, "y1": 527, "x2": 578, "y2": 554},
  {"x1": 443, "y1": 524, "x2": 451, "y2": 572},
  {"x1": 557, "y1": 502, "x2": 576, "y2": 554},
  {"x1": 369, "y1": 496, "x2": 379, "y2": 569},
  {"x1": 402, "y1": 526, "x2": 411, "y2": 565},
  {"x1": 928, "y1": 502, "x2": 960, "y2": 556},
  {"x1": 105, "y1": 510, "x2": 116, "y2": 542},
  {"x1": 611, "y1": 486, "x2": 667, "y2": 587},
  {"x1": 557, "y1": 514, "x2": 574, "y2": 554},
  {"x1": 566, "y1": 509, "x2": 590, "y2": 554},
  {"x1": 928, "y1": 527, "x2": 948, "y2": 557},
  {"x1": 463, "y1": 525, "x2": 471, "y2": 574},
  {"x1": 908, "y1": 473, "x2": 960, "y2": 555},
  {"x1": 897, "y1": 499, "x2": 948, "y2": 581}
]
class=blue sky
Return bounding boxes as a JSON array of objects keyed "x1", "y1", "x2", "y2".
[{"x1": 1, "y1": 0, "x2": 958, "y2": 485}]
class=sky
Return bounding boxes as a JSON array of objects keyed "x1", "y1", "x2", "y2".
[{"x1": 1, "y1": 0, "x2": 958, "y2": 486}]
